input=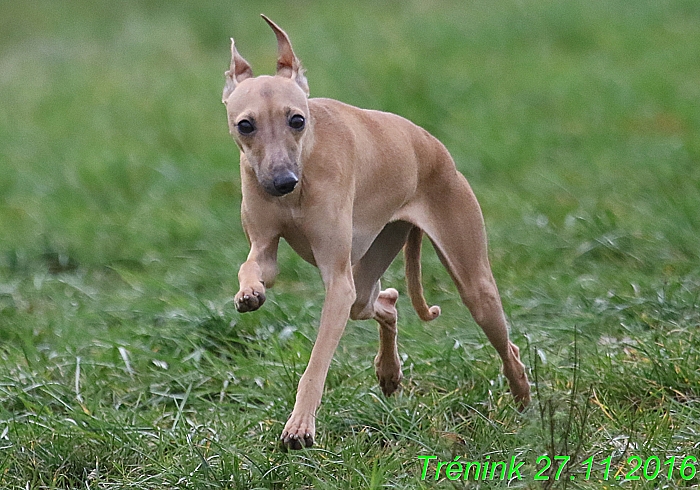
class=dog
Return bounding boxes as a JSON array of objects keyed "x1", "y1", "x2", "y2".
[{"x1": 222, "y1": 15, "x2": 530, "y2": 450}]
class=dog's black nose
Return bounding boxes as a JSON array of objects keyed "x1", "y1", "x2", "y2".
[{"x1": 273, "y1": 171, "x2": 298, "y2": 195}]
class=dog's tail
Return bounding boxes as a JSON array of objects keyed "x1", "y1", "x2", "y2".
[{"x1": 404, "y1": 226, "x2": 441, "y2": 321}]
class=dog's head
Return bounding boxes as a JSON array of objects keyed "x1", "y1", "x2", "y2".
[{"x1": 222, "y1": 15, "x2": 310, "y2": 197}]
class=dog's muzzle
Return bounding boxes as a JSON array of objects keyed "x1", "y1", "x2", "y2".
[{"x1": 271, "y1": 170, "x2": 299, "y2": 196}]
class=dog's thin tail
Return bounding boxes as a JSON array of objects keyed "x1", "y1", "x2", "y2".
[{"x1": 404, "y1": 226, "x2": 441, "y2": 321}]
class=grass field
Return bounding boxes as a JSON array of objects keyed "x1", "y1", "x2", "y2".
[{"x1": 1, "y1": 0, "x2": 699, "y2": 488}]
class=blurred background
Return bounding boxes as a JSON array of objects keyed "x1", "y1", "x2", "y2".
[
  {"x1": 1, "y1": 1, "x2": 699, "y2": 486},
  {"x1": 2, "y1": 0, "x2": 698, "y2": 279}
]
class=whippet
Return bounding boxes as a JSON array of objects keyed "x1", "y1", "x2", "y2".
[{"x1": 222, "y1": 15, "x2": 530, "y2": 450}]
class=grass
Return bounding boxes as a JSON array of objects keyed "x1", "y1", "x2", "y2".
[{"x1": 1, "y1": 0, "x2": 699, "y2": 488}]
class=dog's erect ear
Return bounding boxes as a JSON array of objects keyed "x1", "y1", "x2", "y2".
[
  {"x1": 223, "y1": 38, "x2": 253, "y2": 103},
  {"x1": 261, "y1": 14, "x2": 309, "y2": 96}
]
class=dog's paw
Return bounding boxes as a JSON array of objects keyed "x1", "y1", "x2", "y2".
[
  {"x1": 280, "y1": 412, "x2": 315, "y2": 450},
  {"x1": 234, "y1": 285, "x2": 265, "y2": 312},
  {"x1": 504, "y1": 341, "x2": 531, "y2": 410},
  {"x1": 378, "y1": 369, "x2": 403, "y2": 397},
  {"x1": 375, "y1": 355, "x2": 403, "y2": 397}
]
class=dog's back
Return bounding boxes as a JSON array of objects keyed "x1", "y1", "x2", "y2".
[{"x1": 307, "y1": 97, "x2": 458, "y2": 201}]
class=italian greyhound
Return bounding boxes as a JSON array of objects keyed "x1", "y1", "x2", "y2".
[{"x1": 222, "y1": 15, "x2": 530, "y2": 450}]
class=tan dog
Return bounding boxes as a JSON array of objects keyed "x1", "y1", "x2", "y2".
[{"x1": 222, "y1": 15, "x2": 530, "y2": 450}]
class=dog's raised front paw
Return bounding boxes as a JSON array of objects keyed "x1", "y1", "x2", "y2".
[
  {"x1": 235, "y1": 286, "x2": 266, "y2": 312},
  {"x1": 280, "y1": 412, "x2": 315, "y2": 450}
]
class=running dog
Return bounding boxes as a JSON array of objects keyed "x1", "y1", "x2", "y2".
[{"x1": 222, "y1": 15, "x2": 530, "y2": 450}]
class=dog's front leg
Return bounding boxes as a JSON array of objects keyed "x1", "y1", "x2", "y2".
[
  {"x1": 235, "y1": 238, "x2": 279, "y2": 313},
  {"x1": 281, "y1": 257, "x2": 355, "y2": 450}
]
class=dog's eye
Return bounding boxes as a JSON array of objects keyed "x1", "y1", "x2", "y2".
[
  {"x1": 289, "y1": 114, "x2": 305, "y2": 130},
  {"x1": 237, "y1": 119, "x2": 255, "y2": 135}
]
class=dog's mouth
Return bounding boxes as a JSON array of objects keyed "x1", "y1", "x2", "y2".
[{"x1": 264, "y1": 170, "x2": 299, "y2": 196}]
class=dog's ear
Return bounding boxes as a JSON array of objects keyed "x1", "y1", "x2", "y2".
[
  {"x1": 261, "y1": 14, "x2": 309, "y2": 96},
  {"x1": 223, "y1": 38, "x2": 253, "y2": 103}
]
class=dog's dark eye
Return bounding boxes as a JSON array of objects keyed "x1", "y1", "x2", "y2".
[
  {"x1": 289, "y1": 114, "x2": 305, "y2": 130},
  {"x1": 237, "y1": 119, "x2": 255, "y2": 135}
]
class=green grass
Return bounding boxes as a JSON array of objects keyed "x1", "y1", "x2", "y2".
[{"x1": 1, "y1": 0, "x2": 699, "y2": 488}]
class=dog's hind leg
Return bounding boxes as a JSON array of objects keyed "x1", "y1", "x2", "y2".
[
  {"x1": 419, "y1": 174, "x2": 531, "y2": 408},
  {"x1": 350, "y1": 221, "x2": 413, "y2": 396}
]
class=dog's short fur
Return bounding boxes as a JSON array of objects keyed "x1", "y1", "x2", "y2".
[{"x1": 222, "y1": 16, "x2": 530, "y2": 450}]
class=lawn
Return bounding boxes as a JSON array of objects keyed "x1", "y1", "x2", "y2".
[{"x1": 1, "y1": 0, "x2": 699, "y2": 488}]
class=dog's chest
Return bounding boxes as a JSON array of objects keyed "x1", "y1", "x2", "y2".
[{"x1": 278, "y1": 207, "x2": 386, "y2": 267}]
